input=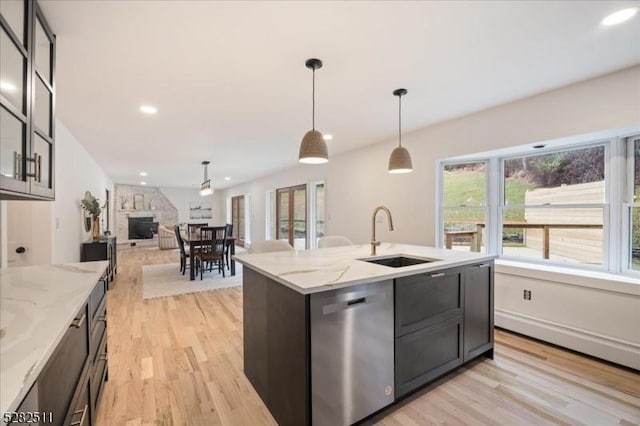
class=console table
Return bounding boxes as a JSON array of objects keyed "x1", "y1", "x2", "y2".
[{"x1": 81, "y1": 237, "x2": 117, "y2": 285}]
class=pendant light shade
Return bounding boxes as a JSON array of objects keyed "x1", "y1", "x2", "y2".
[
  {"x1": 299, "y1": 130, "x2": 328, "y2": 164},
  {"x1": 199, "y1": 161, "x2": 214, "y2": 196},
  {"x1": 299, "y1": 58, "x2": 328, "y2": 164},
  {"x1": 388, "y1": 88, "x2": 413, "y2": 174}
]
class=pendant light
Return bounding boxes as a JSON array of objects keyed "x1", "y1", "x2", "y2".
[
  {"x1": 299, "y1": 58, "x2": 328, "y2": 164},
  {"x1": 199, "y1": 161, "x2": 214, "y2": 196},
  {"x1": 388, "y1": 88, "x2": 413, "y2": 173}
]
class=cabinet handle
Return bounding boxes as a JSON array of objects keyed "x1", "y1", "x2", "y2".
[
  {"x1": 70, "y1": 313, "x2": 86, "y2": 328},
  {"x1": 475, "y1": 263, "x2": 490, "y2": 268},
  {"x1": 36, "y1": 153, "x2": 42, "y2": 183},
  {"x1": 429, "y1": 272, "x2": 445, "y2": 278},
  {"x1": 13, "y1": 151, "x2": 22, "y2": 179},
  {"x1": 97, "y1": 315, "x2": 107, "y2": 322},
  {"x1": 99, "y1": 353, "x2": 108, "y2": 361},
  {"x1": 70, "y1": 404, "x2": 88, "y2": 426}
]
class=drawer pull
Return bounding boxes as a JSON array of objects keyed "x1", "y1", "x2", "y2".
[
  {"x1": 99, "y1": 353, "x2": 108, "y2": 362},
  {"x1": 71, "y1": 404, "x2": 88, "y2": 426},
  {"x1": 70, "y1": 313, "x2": 86, "y2": 328},
  {"x1": 475, "y1": 263, "x2": 490, "y2": 268},
  {"x1": 97, "y1": 315, "x2": 107, "y2": 322},
  {"x1": 428, "y1": 272, "x2": 445, "y2": 278}
]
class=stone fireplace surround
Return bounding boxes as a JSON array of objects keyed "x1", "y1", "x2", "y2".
[{"x1": 115, "y1": 184, "x2": 178, "y2": 245}]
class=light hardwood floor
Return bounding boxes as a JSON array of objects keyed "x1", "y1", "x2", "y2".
[{"x1": 96, "y1": 246, "x2": 640, "y2": 426}]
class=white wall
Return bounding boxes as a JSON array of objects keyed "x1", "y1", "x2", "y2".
[
  {"x1": 221, "y1": 66, "x2": 640, "y2": 368},
  {"x1": 158, "y1": 187, "x2": 220, "y2": 224},
  {"x1": 50, "y1": 119, "x2": 112, "y2": 263},
  {"x1": 222, "y1": 66, "x2": 640, "y2": 246}
]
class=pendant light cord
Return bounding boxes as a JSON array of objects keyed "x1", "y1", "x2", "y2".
[
  {"x1": 398, "y1": 94, "x2": 402, "y2": 147},
  {"x1": 312, "y1": 68, "x2": 315, "y2": 130}
]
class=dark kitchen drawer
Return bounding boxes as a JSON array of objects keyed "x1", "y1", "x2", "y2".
[
  {"x1": 89, "y1": 279, "x2": 107, "y2": 328},
  {"x1": 90, "y1": 333, "x2": 108, "y2": 424},
  {"x1": 90, "y1": 299, "x2": 106, "y2": 362},
  {"x1": 64, "y1": 366, "x2": 91, "y2": 426},
  {"x1": 395, "y1": 316, "x2": 463, "y2": 398},
  {"x1": 395, "y1": 266, "x2": 464, "y2": 337},
  {"x1": 38, "y1": 304, "x2": 89, "y2": 426}
]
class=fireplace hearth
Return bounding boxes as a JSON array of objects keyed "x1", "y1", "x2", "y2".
[{"x1": 128, "y1": 217, "x2": 158, "y2": 239}]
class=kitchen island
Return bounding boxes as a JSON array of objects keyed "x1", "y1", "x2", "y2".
[
  {"x1": 1, "y1": 261, "x2": 109, "y2": 426},
  {"x1": 235, "y1": 243, "x2": 496, "y2": 426}
]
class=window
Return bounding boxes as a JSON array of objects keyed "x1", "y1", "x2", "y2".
[
  {"x1": 441, "y1": 161, "x2": 488, "y2": 252},
  {"x1": 438, "y1": 129, "x2": 640, "y2": 275},
  {"x1": 265, "y1": 190, "x2": 275, "y2": 240},
  {"x1": 627, "y1": 135, "x2": 640, "y2": 272},
  {"x1": 501, "y1": 145, "x2": 605, "y2": 265},
  {"x1": 309, "y1": 181, "x2": 325, "y2": 248},
  {"x1": 231, "y1": 195, "x2": 246, "y2": 247}
]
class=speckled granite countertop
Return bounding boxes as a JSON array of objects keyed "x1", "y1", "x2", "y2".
[
  {"x1": 234, "y1": 243, "x2": 496, "y2": 294},
  {"x1": 0, "y1": 261, "x2": 108, "y2": 415}
]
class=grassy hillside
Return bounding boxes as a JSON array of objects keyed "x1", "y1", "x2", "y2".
[{"x1": 443, "y1": 170, "x2": 535, "y2": 221}]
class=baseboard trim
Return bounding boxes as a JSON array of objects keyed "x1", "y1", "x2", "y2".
[{"x1": 495, "y1": 308, "x2": 640, "y2": 370}]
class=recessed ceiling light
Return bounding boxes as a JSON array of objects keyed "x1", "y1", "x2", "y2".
[
  {"x1": 323, "y1": 134, "x2": 333, "y2": 141},
  {"x1": 140, "y1": 181, "x2": 147, "y2": 185},
  {"x1": 533, "y1": 144, "x2": 546, "y2": 149},
  {"x1": 139, "y1": 105, "x2": 157, "y2": 115},
  {"x1": 224, "y1": 177, "x2": 231, "y2": 181},
  {"x1": 0, "y1": 81, "x2": 17, "y2": 92},
  {"x1": 139, "y1": 172, "x2": 148, "y2": 176},
  {"x1": 602, "y1": 8, "x2": 638, "y2": 26}
]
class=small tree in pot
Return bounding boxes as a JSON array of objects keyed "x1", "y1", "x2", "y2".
[{"x1": 81, "y1": 191, "x2": 102, "y2": 241}]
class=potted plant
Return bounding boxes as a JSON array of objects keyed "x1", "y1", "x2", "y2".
[{"x1": 81, "y1": 191, "x2": 102, "y2": 241}]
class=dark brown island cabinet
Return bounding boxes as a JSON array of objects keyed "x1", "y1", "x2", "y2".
[
  {"x1": 8, "y1": 276, "x2": 109, "y2": 426},
  {"x1": 1, "y1": 0, "x2": 56, "y2": 201},
  {"x1": 242, "y1": 261, "x2": 494, "y2": 426}
]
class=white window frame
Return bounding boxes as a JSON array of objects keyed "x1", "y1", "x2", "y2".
[
  {"x1": 498, "y1": 141, "x2": 610, "y2": 271},
  {"x1": 436, "y1": 126, "x2": 640, "y2": 277},
  {"x1": 265, "y1": 189, "x2": 275, "y2": 240},
  {"x1": 623, "y1": 134, "x2": 640, "y2": 276},
  {"x1": 436, "y1": 160, "x2": 491, "y2": 253},
  {"x1": 308, "y1": 180, "x2": 326, "y2": 249}
]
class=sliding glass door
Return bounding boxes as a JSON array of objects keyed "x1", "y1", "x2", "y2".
[{"x1": 276, "y1": 184, "x2": 307, "y2": 249}]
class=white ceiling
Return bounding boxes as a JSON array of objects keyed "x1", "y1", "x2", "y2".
[{"x1": 41, "y1": 1, "x2": 640, "y2": 189}]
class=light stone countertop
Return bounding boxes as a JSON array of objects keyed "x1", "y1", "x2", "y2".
[
  {"x1": 0, "y1": 261, "x2": 108, "y2": 415},
  {"x1": 234, "y1": 243, "x2": 497, "y2": 294}
]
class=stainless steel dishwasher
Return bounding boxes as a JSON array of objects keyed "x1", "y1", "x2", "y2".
[{"x1": 310, "y1": 279, "x2": 394, "y2": 425}]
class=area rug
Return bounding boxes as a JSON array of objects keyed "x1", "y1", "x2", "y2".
[{"x1": 142, "y1": 263, "x2": 242, "y2": 299}]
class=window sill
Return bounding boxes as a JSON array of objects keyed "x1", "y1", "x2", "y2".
[{"x1": 495, "y1": 259, "x2": 640, "y2": 295}]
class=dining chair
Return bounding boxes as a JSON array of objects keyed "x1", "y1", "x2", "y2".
[
  {"x1": 187, "y1": 223, "x2": 208, "y2": 234},
  {"x1": 174, "y1": 225, "x2": 190, "y2": 275},
  {"x1": 195, "y1": 226, "x2": 227, "y2": 279},
  {"x1": 224, "y1": 223, "x2": 233, "y2": 270},
  {"x1": 317, "y1": 235, "x2": 354, "y2": 248},
  {"x1": 248, "y1": 240, "x2": 294, "y2": 254}
]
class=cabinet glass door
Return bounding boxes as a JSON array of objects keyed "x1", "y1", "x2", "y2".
[
  {"x1": 0, "y1": 17, "x2": 28, "y2": 194},
  {"x1": 0, "y1": 0, "x2": 26, "y2": 47}
]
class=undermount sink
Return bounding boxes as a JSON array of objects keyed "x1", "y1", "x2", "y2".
[{"x1": 359, "y1": 255, "x2": 440, "y2": 268}]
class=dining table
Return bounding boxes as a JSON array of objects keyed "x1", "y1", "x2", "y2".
[{"x1": 182, "y1": 232, "x2": 236, "y2": 280}]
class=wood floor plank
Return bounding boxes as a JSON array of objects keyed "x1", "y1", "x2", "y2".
[{"x1": 95, "y1": 246, "x2": 640, "y2": 426}]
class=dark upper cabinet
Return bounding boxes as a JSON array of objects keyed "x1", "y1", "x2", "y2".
[
  {"x1": 0, "y1": 0, "x2": 55, "y2": 200},
  {"x1": 463, "y1": 262, "x2": 494, "y2": 361}
]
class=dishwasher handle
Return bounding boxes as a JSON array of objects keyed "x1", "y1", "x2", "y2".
[
  {"x1": 321, "y1": 292, "x2": 385, "y2": 315},
  {"x1": 347, "y1": 297, "x2": 366, "y2": 306}
]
